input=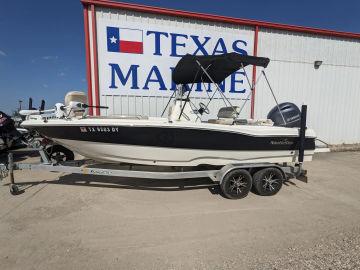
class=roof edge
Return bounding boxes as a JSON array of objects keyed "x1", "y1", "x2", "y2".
[{"x1": 81, "y1": 0, "x2": 360, "y2": 40}]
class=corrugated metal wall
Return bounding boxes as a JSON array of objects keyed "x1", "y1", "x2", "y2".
[
  {"x1": 100, "y1": 95, "x2": 251, "y2": 120},
  {"x1": 256, "y1": 29, "x2": 360, "y2": 144},
  {"x1": 95, "y1": 8, "x2": 254, "y2": 120},
  {"x1": 90, "y1": 7, "x2": 360, "y2": 144}
]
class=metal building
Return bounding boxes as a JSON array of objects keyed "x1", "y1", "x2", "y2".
[{"x1": 81, "y1": 0, "x2": 360, "y2": 145}]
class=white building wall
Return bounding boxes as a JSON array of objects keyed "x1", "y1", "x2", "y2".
[
  {"x1": 256, "y1": 29, "x2": 360, "y2": 144},
  {"x1": 95, "y1": 8, "x2": 255, "y2": 120}
]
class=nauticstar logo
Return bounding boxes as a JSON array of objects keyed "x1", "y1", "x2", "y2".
[
  {"x1": 270, "y1": 139, "x2": 293, "y2": 145},
  {"x1": 80, "y1": 127, "x2": 87, "y2": 133}
]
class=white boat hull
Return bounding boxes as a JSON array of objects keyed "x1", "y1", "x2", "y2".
[{"x1": 55, "y1": 138, "x2": 314, "y2": 166}]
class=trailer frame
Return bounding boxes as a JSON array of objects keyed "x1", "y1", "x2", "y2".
[{"x1": 0, "y1": 148, "x2": 307, "y2": 198}]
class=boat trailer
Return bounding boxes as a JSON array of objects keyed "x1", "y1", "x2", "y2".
[
  {"x1": 0, "y1": 105, "x2": 310, "y2": 199},
  {"x1": 0, "y1": 147, "x2": 307, "y2": 199}
]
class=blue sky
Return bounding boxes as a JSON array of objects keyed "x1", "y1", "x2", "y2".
[{"x1": 0, "y1": 0, "x2": 359, "y2": 114}]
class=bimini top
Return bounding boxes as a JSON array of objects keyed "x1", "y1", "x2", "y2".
[{"x1": 172, "y1": 52, "x2": 270, "y2": 84}]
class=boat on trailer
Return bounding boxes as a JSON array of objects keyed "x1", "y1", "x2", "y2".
[
  {"x1": 21, "y1": 53, "x2": 316, "y2": 166},
  {"x1": 0, "y1": 53, "x2": 318, "y2": 199}
]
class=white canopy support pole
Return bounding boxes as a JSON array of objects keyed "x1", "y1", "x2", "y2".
[
  {"x1": 237, "y1": 69, "x2": 264, "y2": 117},
  {"x1": 161, "y1": 87, "x2": 177, "y2": 117},
  {"x1": 241, "y1": 63, "x2": 253, "y2": 90},
  {"x1": 200, "y1": 64, "x2": 228, "y2": 108},
  {"x1": 236, "y1": 63, "x2": 255, "y2": 118},
  {"x1": 195, "y1": 60, "x2": 237, "y2": 115},
  {"x1": 261, "y1": 70, "x2": 287, "y2": 125}
]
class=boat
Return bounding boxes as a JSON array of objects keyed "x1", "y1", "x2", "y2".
[
  {"x1": 0, "y1": 111, "x2": 27, "y2": 152},
  {"x1": 21, "y1": 53, "x2": 316, "y2": 167}
]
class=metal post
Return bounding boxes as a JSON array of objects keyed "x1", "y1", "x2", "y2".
[
  {"x1": 298, "y1": 105, "x2": 307, "y2": 163},
  {"x1": 39, "y1": 148, "x2": 51, "y2": 164},
  {"x1": 8, "y1": 153, "x2": 14, "y2": 185}
]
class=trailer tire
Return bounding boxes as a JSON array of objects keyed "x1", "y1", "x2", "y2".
[
  {"x1": 10, "y1": 184, "x2": 20, "y2": 195},
  {"x1": 46, "y1": 145, "x2": 74, "y2": 163},
  {"x1": 252, "y1": 167, "x2": 283, "y2": 196},
  {"x1": 220, "y1": 169, "x2": 252, "y2": 199}
]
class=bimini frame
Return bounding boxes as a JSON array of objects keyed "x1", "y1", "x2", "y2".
[{"x1": 164, "y1": 53, "x2": 287, "y2": 124}]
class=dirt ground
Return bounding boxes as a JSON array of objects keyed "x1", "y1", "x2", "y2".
[{"x1": 0, "y1": 151, "x2": 360, "y2": 270}]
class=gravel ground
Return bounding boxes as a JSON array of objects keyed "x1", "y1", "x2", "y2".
[
  {"x1": 249, "y1": 227, "x2": 360, "y2": 270},
  {"x1": 0, "y1": 151, "x2": 360, "y2": 270}
]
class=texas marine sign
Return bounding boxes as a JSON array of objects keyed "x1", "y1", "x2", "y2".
[
  {"x1": 96, "y1": 18, "x2": 254, "y2": 98},
  {"x1": 83, "y1": 2, "x2": 258, "y2": 115}
]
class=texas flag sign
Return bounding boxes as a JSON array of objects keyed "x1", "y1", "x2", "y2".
[{"x1": 107, "y1": 26, "x2": 143, "y2": 54}]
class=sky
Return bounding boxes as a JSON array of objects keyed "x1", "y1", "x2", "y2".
[{"x1": 0, "y1": 0, "x2": 359, "y2": 114}]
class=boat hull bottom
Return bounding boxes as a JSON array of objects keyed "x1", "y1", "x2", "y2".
[{"x1": 54, "y1": 139, "x2": 314, "y2": 166}]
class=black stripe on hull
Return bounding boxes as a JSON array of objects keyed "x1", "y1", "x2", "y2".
[{"x1": 32, "y1": 125, "x2": 315, "y2": 151}]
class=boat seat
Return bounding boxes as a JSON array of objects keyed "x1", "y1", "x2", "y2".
[
  {"x1": 65, "y1": 91, "x2": 88, "y2": 117},
  {"x1": 207, "y1": 106, "x2": 239, "y2": 125},
  {"x1": 217, "y1": 106, "x2": 240, "y2": 118},
  {"x1": 207, "y1": 105, "x2": 274, "y2": 126}
]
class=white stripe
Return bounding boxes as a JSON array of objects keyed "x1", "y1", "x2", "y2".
[{"x1": 119, "y1": 28, "x2": 142, "y2": 42}]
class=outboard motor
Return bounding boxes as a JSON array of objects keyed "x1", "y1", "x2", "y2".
[
  {"x1": 267, "y1": 102, "x2": 301, "y2": 127},
  {"x1": 0, "y1": 111, "x2": 22, "y2": 151}
]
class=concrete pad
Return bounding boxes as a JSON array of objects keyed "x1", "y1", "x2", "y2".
[{"x1": 0, "y1": 152, "x2": 360, "y2": 269}]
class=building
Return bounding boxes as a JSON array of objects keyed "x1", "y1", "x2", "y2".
[{"x1": 81, "y1": 0, "x2": 360, "y2": 145}]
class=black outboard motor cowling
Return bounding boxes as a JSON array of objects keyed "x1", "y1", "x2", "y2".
[
  {"x1": 0, "y1": 111, "x2": 23, "y2": 151},
  {"x1": 267, "y1": 102, "x2": 301, "y2": 127},
  {"x1": 0, "y1": 111, "x2": 15, "y2": 132}
]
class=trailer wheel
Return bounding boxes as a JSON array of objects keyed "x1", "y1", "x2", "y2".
[
  {"x1": 252, "y1": 167, "x2": 283, "y2": 196},
  {"x1": 46, "y1": 145, "x2": 74, "y2": 163},
  {"x1": 220, "y1": 169, "x2": 252, "y2": 199},
  {"x1": 9, "y1": 184, "x2": 20, "y2": 195}
]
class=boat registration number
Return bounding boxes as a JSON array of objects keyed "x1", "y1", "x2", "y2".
[{"x1": 80, "y1": 126, "x2": 119, "y2": 133}]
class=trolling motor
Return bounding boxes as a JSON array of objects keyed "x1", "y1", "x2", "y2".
[
  {"x1": 40, "y1": 100, "x2": 45, "y2": 111},
  {"x1": 19, "y1": 98, "x2": 49, "y2": 116},
  {"x1": 19, "y1": 92, "x2": 108, "y2": 119},
  {"x1": 53, "y1": 102, "x2": 108, "y2": 118},
  {"x1": 28, "y1": 98, "x2": 36, "y2": 110},
  {"x1": 20, "y1": 102, "x2": 108, "y2": 119}
]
